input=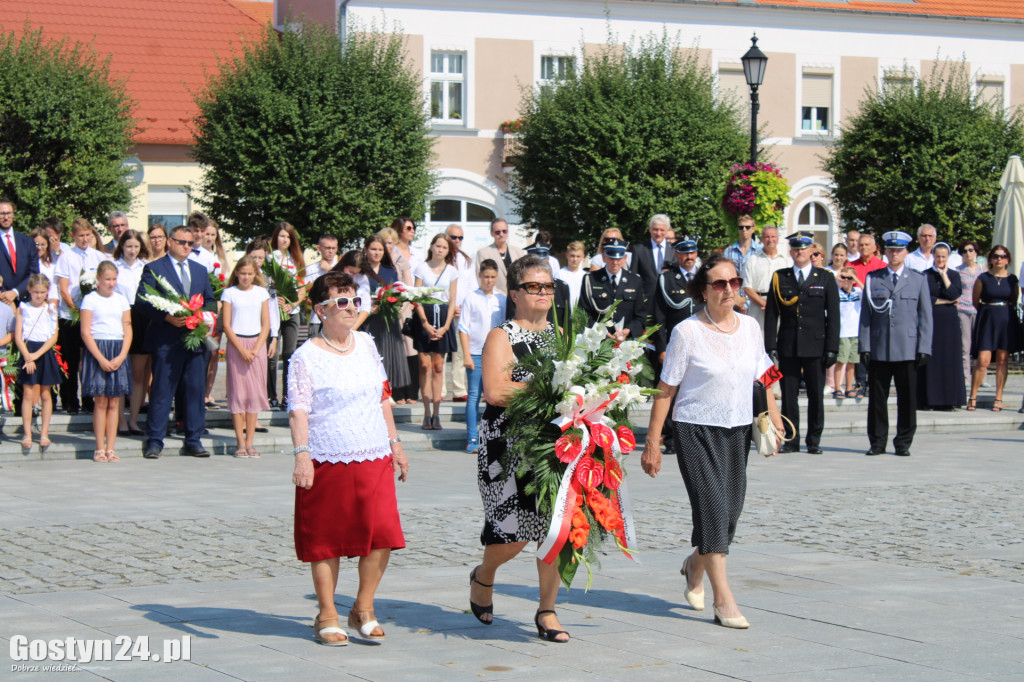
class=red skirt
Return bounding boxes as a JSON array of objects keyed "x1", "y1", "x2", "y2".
[{"x1": 294, "y1": 456, "x2": 406, "y2": 562}]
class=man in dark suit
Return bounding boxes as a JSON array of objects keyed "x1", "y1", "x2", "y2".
[
  {"x1": 651, "y1": 237, "x2": 699, "y2": 454},
  {"x1": 0, "y1": 197, "x2": 40, "y2": 305},
  {"x1": 764, "y1": 232, "x2": 840, "y2": 454},
  {"x1": 859, "y1": 230, "x2": 933, "y2": 457},
  {"x1": 135, "y1": 225, "x2": 217, "y2": 459},
  {"x1": 579, "y1": 238, "x2": 649, "y2": 342},
  {"x1": 629, "y1": 213, "x2": 672, "y2": 300}
]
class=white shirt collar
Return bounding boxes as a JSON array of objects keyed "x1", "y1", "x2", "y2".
[
  {"x1": 794, "y1": 263, "x2": 813, "y2": 279},
  {"x1": 887, "y1": 265, "x2": 905, "y2": 278}
]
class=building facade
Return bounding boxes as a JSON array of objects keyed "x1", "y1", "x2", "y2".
[{"x1": 280, "y1": 0, "x2": 1024, "y2": 252}]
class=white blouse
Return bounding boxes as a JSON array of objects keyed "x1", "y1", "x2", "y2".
[
  {"x1": 413, "y1": 262, "x2": 458, "y2": 303},
  {"x1": 287, "y1": 333, "x2": 390, "y2": 464},
  {"x1": 115, "y1": 258, "x2": 147, "y2": 303},
  {"x1": 19, "y1": 302, "x2": 58, "y2": 342},
  {"x1": 661, "y1": 314, "x2": 774, "y2": 428}
]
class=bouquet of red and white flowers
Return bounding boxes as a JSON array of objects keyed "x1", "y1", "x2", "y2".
[
  {"x1": 139, "y1": 275, "x2": 216, "y2": 351},
  {"x1": 372, "y1": 282, "x2": 444, "y2": 330},
  {"x1": 209, "y1": 263, "x2": 227, "y2": 300},
  {"x1": 504, "y1": 306, "x2": 659, "y2": 589}
]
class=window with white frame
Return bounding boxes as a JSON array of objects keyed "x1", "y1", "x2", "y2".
[
  {"x1": 540, "y1": 55, "x2": 574, "y2": 83},
  {"x1": 430, "y1": 52, "x2": 465, "y2": 123},
  {"x1": 977, "y1": 75, "x2": 1004, "y2": 108},
  {"x1": 801, "y1": 74, "x2": 832, "y2": 133},
  {"x1": 882, "y1": 68, "x2": 915, "y2": 94}
]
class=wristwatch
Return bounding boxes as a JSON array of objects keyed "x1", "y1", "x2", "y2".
[{"x1": 389, "y1": 437, "x2": 402, "y2": 445}]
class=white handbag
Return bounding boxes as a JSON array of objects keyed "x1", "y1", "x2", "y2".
[{"x1": 752, "y1": 410, "x2": 795, "y2": 456}]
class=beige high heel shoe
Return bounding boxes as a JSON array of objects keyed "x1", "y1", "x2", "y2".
[
  {"x1": 679, "y1": 556, "x2": 705, "y2": 611},
  {"x1": 713, "y1": 605, "x2": 750, "y2": 629}
]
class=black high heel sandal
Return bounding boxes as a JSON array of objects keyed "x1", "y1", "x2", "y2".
[
  {"x1": 534, "y1": 609, "x2": 569, "y2": 643},
  {"x1": 469, "y1": 566, "x2": 493, "y2": 624}
]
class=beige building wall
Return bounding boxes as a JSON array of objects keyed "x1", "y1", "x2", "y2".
[
  {"x1": 840, "y1": 56, "x2": 878, "y2": 121},
  {"x1": 1011, "y1": 65, "x2": 1024, "y2": 107},
  {"x1": 760, "y1": 51, "x2": 797, "y2": 139},
  {"x1": 474, "y1": 38, "x2": 532, "y2": 128}
]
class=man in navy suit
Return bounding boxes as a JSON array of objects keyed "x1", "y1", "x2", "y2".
[
  {"x1": 0, "y1": 198, "x2": 40, "y2": 304},
  {"x1": 135, "y1": 225, "x2": 216, "y2": 459},
  {"x1": 629, "y1": 214, "x2": 672, "y2": 300}
]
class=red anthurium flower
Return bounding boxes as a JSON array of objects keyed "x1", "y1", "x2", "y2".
[
  {"x1": 575, "y1": 456, "x2": 604, "y2": 490},
  {"x1": 185, "y1": 314, "x2": 201, "y2": 330},
  {"x1": 604, "y1": 455, "x2": 623, "y2": 490},
  {"x1": 590, "y1": 422, "x2": 614, "y2": 451},
  {"x1": 386, "y1": 296, "x2": 398, "y2": 303},
  {"x1": 555, "y1": 433, "x2": 582, "y2": 463},
  {"x1": 616, "y1": 425, "x2": 636, "y2": 453},
  {"x1": 187, "y1": 294, "x2": 204, "y2": 311}
]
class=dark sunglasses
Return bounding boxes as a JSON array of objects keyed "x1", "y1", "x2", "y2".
[
  {"x1": 737, "y1": 225, "x2": 755, "y2": 231},
  {"x1": 962, "y1": 247, "x2": 976, "y2": 253},
  {"x1": 840, "y1": 276, "x2": 855, "y2": 281},
  {"x1": 170, "y1": 237, "x2": 194, "y2": 247},
  {"x1": 518, "y1": 281, "x2": 556, "y2": 295},
  {"x1": 448, "y1": 235, "x2": 464, "y2": 241},
  {"x1": 492, "y1": 229, "x2": 509, "y2": 235},
  {"x1": 811, "y1": 252, "x2": 822, "y2": 258},
  {"x1": 319, "y1": 295, "x2": 362, "y2": 310},
  {"x1": 991, "y1": 253, "x2": 1009, "y2": 259},
  {"x1": 709, "y1": 277, "x2": 743, "y2": 292}
]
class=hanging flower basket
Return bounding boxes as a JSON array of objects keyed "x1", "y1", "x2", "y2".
[{"x1": 720, "y1": 162, "x2": 791, "y2": 240}]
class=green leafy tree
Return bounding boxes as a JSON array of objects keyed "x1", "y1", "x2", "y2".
[
  {"x1": 0, "y1": 26, "x2": 136, "y2": 230},
  {"x1": 824, "y1": 60, "x2": 1024, "y2": 247},
  {"x1": 510, "y1": 33, "x2": 748, "y2": 251},
  {"x1": 193, "y1": 24, "x2": 434, "y2": 246}
]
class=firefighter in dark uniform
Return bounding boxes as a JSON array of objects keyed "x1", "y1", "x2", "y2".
[
  {"x1": 764, "y1": 232, "x2": 840, "y2": 454},
  {"x1": 650, "y1": 236, "x2": 700, "y2": 453},
  {"x1": 579, "y1": 237, "x2": 649, "y2": 343}
]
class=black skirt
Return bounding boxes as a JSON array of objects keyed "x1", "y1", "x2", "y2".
[
  {"x1": 409, "y1": 303, "x2": 457, "y2": 354},
  {"x1": 673, "y1": 421, "x2": 751, "y2": 554},
  {"x1": 128, "y1": 306, "x2": 149, "y2": 355},
  {"x1": 18, "y1": 341, "x2": 62, "y2": 386}
]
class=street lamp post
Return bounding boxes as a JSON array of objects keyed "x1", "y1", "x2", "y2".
[{"x1": 741, "y1": 34, "x2": 768, "y2": 165}]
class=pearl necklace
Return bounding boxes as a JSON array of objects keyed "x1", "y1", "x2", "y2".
[
  {"x1": 320, "y1": 331, "x2": 354, "y2": 354},
  {"x1": 704, "y1": 309, "x2": 738, "y2": 334}
]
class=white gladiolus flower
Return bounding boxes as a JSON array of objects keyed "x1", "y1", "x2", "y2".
[
  {"x1": 610, "y1": 382, "x2": 644, "y2": 409},
  {"x1": 579, "y1": 324, "x2": 605, "y2": 352},
  {"x1": 618, "y1": 339, "x2": 645, "y2": 362},
  {"x1": 553, "y1": 358, "x2": 581, "y2": 390}
]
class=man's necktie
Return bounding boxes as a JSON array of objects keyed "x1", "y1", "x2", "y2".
[
  {"x1": 655, "y1": 243, "x2": 663, "y2": 272},
  {"x1": 6, "y1": 234, "x2": 15, "y2": 271},
  {"x1": 797, "y1": 270, "x2": 805, "y2": 286},
  {"x1": 892, "y1": 272, "x2": 898, "y2": 287},
  {"x1": 179, "y1": 261, "x2": 191, "y2": 293}
]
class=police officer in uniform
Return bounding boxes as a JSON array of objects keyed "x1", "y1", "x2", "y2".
[
  {"x1": 764, "y1": 232, "x2": 840, "y2": 454},
  {"x1": 650, "y1": 237, "x2": 699, "y2": 454},
  {"x1": 859, "y1": 230, "x2": 933, "y2": 457},
  {"x1": 579, "y1": 237, "x2": 649, "y2": 343}
]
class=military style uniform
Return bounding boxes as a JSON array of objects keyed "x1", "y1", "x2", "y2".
[
  {"x1": 578, "y1": 268, "x2": 649, "y2": 339},
  {"x1": 859, "y1": 266, "x2": 933, "y2": 454},
  {"x1": 764, "y1": 265, "x2": 840, "y2": 451},
  {"x1": 652, "y1": 267, "x2": 697, "y2": 355}
]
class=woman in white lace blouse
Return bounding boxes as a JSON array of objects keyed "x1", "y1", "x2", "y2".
[
  {"x1": 288, "y1": 271, "x2": 409, "y2": 646},
  {"x1": 641, "y1": 253, "x2": 782, "y2": 630}
]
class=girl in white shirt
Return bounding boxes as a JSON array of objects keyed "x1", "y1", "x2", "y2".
[
  {"x1": 269, "y1": 222, "x2": 306, "y2": 411},
  {"x1": 221, "y1": 256, "x2": 272, "y2": 457},
  {"x1": 15, "y1": 274, "x2": 60, "y2": 450},
  {"x1": 80, "y1": 261, "x2": 132, "y2": 462},
  {"x1": 412, "y1": 234, "x2": 459, "y2": 430},
  {"x1": 113, "y1": 229, "x2": 150, "y2": 434}
]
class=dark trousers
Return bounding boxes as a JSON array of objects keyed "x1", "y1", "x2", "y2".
[
  {"x1": 867, "y1": 360, "x2": 916, "y2": 451},
  {"x1": 855, "y1": 361, "x2": 868, "y2": 389},
  {"x1": 779, "y1": 355, "x2": 825, "y2": 447},
  {"x1": 267, "y1": 315, "x2": 298, "y2": 401},
  {"x1": 56, "y1": 318, "x2": 93, "y2": 412},
  {"x1": 147, "y1": 345, "x2": 210, "y2": 450}
]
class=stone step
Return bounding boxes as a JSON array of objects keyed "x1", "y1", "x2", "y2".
[{"x1": 3, "y1": 400, "x2": 1018, "y2": 462}]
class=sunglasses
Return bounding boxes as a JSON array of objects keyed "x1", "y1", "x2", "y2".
[
  {"x1": 518, "y1": 281, "x2": 556, "y2": 295},
  {"x1": 737, "y1": 225, "x2": 755, "y2": 231},
  {"x1": 962, "y1": 247, "x2": 976, "y2": 253},
  {"x1": 492, "y1": 229, "x2": 508, "y2": 235},
  {"x1": 991, "y1": 253, "x2": 1009, "y2": 260},
  {"x1": 319, "y1": 295, "x2": 362, "y2": 310},
  {"x1": 709, "y1": 277, "x2": 743, "y2": 292},
  {"x1": 840, "y1": 276, "x2": 855, "y2": 281},
  {"x1": 448, "y1": 235, "x2": 464, "y2": 241},
  {"x1": 170, "y1": 237, "x2": 194, "y2": 247},
  {"x1": 811, "y1": 252, "x2": 822, "y2": 258}
]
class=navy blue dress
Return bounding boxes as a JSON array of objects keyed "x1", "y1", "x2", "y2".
[
  {"x1": 971, "y1": 272, "x2": 1022, "y2": 356},
  {"x1": 917, "y1": 269, "x2": 965, "y2": 408}
]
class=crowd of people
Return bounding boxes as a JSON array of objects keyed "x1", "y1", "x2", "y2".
[{"x1": 3, "y1": 196, "x2": 1021, "y2": 643}]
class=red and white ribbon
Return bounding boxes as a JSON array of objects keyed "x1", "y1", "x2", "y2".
[{"x1": 538, "y1": 387, "x2": 637, "y2": 564}]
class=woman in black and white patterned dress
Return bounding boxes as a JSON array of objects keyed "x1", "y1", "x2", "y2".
[{"x1": 468, "y1": 255, "x2": 570, "y2": 643}]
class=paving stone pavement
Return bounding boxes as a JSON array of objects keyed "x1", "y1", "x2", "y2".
[{"x1": 1, "y1": 429, "x2": 1022, "y2": 680}]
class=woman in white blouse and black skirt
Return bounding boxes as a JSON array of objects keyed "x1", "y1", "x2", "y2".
[
  {"x1": 641, "y1": 254, "x2": 782, "y2": 629},
  {"x1": 289, "y1": 271, "x2": 409, "y2": 646}
]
